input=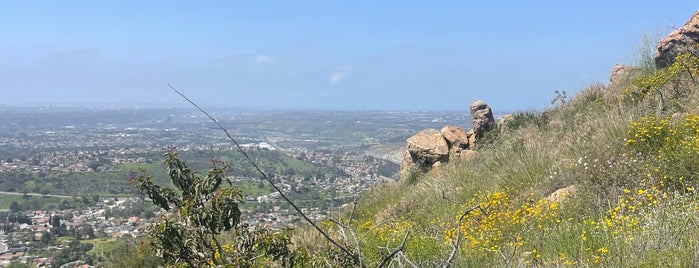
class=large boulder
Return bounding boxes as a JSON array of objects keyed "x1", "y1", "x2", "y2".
[
  {"x1": 399, "y1": 100, "x2": 497, "y2": 178},
  {"x1": 404, "y1": 129, "x2": 449, "y2": 170},
  {"x1": 470, "y1": 100, "x2": 495, "y2": 138},
  {"x1": 655, "y1": 9, "x2": 699, "y2": 69},
  {"x1": 608, "y1": 64, "x2": 640, "y2": 90},
  {"x1": 400, "y1": 151, "x2": 416, "y2": 171},
  {"x1": 440, "y1": 125, "x2": 470, "y2": 149}
]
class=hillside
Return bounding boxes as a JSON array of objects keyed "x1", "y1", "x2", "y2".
[
  {"x1": 290, "y1": 9, "x2": 699, "y2": 267},
  {"x1": 104, "y1": 9, "x2": 699, "y2": 268}
]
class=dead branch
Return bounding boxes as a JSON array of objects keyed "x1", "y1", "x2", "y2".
[
  {"x1": 377, "y1": 229, "x2": 410, "y2": 268},
  {"x1": 396, "y1": 251, "x2": 419, "y2": 268},
  {"x1": 330, "y1": 218, "x2": 364, "y2": 268},
  {"x1": 347, "y1": 199, "x2": 358, "y2": 226},
  {"x1": 442, "y1": 205, "x2": 481, "y2": 268},
  {"x1": 505, "y1": 235, "x2": 519, "y2": 267}
]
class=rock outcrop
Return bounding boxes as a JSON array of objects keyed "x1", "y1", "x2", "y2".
[
  {"x1": 470, "y1": 100, "x2": 495, "y2": 139},
  {"x1": 402, "y1": 129, "x2": 450, "y2": 171},
  {"x1": 608, "y1": 64, "x2": 640, "y2": 90},
  {"x1": 400, "y1": 100, "x2": 494, "y2": 177},
  {"x1": 655, "y1": 9, "x2": 699, "y2": 69},
  {"x1": 441, "y1": 125, "x2": 469, "y2": 150},
  {"x1": 441, "y1": 125, "x2": 471, "y2": 158}
]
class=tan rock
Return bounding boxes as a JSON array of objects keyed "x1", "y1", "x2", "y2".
[
  {"x1": 467, "y1": 129, "x2": 477, "y2": 147},
  {"x1": 655, "y1": 9, "x2": 699, "y2": 69},
  {"x1": 449, "y1": 146, "x2": 461, "y2": 158},
  {"x1": 545, "y1": 185, "x2": 576, "y2": 202},
  {"x1": 405, "y1": 128, "x2": 449, "y2": 169},
  {"x1": 400, "y1": 150, "x2": 415, "y2": 172},
  {"x1": 441, "y1": 125, "x2": 469, "y2": 149},
  {"x1": 608, "y1": 64, "x2": 640, "y2": 89},
  {"x1": 470, "y1": 100, "x2": 495, "y2": 138},
  {"x1": 497, "y1": 114, "x2": 514, "y2": 128},
  {"x1": 398, "y1": 98, "x2": 496, "y2": 178},
  {"x1": 457, "y1": 149, "x2": 476, "y2": 160}
]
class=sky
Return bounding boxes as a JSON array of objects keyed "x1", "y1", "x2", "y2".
[{"x1": 1, "y1": 1, "x2": 698, "y2": 111}]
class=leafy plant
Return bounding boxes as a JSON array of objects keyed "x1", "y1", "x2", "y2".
[
  {"x1": 622, "y1": 50, "x2": 699, "y2": 110},
  {"x1": 624, "y1": 114, "x2": 699, "y2": 188},
  {"x1": 551, "y1": 90, "x2": 568, "y2": 107},
  {"x1": 133, "y1": 149, "x2": 298, "y2": 267}
]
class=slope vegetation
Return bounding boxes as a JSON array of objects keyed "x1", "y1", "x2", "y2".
[{"x1": 297, "y1": 40, "x2": 699, "y2": 267}]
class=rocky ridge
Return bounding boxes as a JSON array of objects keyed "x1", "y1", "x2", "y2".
[
  {"x1": 655, "y1": 9, "x2": 699, "y2": 69},
  {"x1": 399, "y1": 100, "x2": 494, "y2": 176}
]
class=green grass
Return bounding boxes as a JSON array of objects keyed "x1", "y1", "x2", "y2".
[
  {"x1": 83, "y1": 237, "x2": 127, "y2": 257},
  {"x1": 236, "y1": 181, "x2": 273, "y2": 197}
]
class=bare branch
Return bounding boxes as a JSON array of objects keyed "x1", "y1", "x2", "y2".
[
  {"x1": 396, "y1": 251, "x2": 419, "y2": 268},
  {"x1": 168, "y1": 84, "x2": 359, "y2": 264},
  {"x1": 330, "y1": 218, "x2": 364, "y2": 267},
  {"x1": 329, "y1": 219, "x2": 349, "y2": 241},
  {"x1": 343, "y1": 200, "x2": 363, "y2": 265},
  {"x1": 378, "y1": 229, "x2": 410, "y2": 268},
  {"x1": 506, "y1": 235, "x2": 519, "y2": 267},
  {"x1": 346, "y1": 199, "x2": 358, "y2": 226},
  {"x1": 442, "y1": 205, "x2": 481, "y2": 268}
]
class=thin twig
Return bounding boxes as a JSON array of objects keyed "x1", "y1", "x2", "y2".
[
  {"x1": 396, "y1": 251, "x2": 419, "y2": 268},
  {"x1": 169, "y1": 84, "x2": 358, "y2": 263},
  {"x1": 443, "y1": 205, "x2": 481, "y2": 268},
  {"x1": 378, "y1": 229, "x2": 410, "y2": 268},
  {"x1": 346, "y1": 199, "x2": 358, "y2": 226},
  {"x1": 329, "y1": 219, "x2": 349, "y2": 241},
  {"x1": 329, "y1": 218, "x2": 364, "y2": 268},
  {"x1": 506, "y1": 235, "x2": 519, "y2": 267},
  {"x1": 344, "y1": 201, "x2": 363, "y2": 265}
]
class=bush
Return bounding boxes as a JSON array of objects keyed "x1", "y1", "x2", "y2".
[
  {"x1": 624, "y1": 114, "x2": 699, "y2": 188},
  {"x1": 622, "y1": 50, "x2": 699, "y2": 109},
  {"x1": 133, "y1": 149, "x2": 299, "y2": 267}
]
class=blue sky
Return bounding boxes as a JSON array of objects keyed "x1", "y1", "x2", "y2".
[{"x1": 1, "y1": 1, "x2": 697, "y2": 111}]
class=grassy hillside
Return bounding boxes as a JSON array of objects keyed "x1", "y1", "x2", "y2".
[{"x1": 294, "y1": 45, "x2": 699, "y2": 267}]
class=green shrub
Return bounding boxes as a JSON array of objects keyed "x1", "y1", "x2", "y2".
[
  {"x1": 622, "y1": 51, "x2": 699, "y2": 108},
  {"x1": 625, "y1": 114, "x2": 699, "y2": 188},
  {"x1": 133, "y1": 150, "x2": 299, "y2": 267}
]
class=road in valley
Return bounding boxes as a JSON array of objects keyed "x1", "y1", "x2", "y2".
[{"x1": 0, "y1": 191, "x2": 72, "y2": 198}]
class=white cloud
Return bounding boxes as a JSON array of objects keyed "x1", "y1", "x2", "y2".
[
  {"x1": 330, "y1": 66, "x2": 352, "y2": 85},
  {"x1": 255, "y1": 54, "x2": 275, "y2": 63}
]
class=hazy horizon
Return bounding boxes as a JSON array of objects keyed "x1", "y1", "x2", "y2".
[
  {"x1": 2, "y1": 2, "x2": 697, "y2": 111},
  {"x1": 0, "y1": 102, "x2": 511, "y2": 114}
]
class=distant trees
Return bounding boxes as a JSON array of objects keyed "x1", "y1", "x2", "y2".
[
  {"x1": 39, "y1": 231, "x2": 56, "y2": 245},
  {"x1": 86, "y1": 161, "x2": 101, "y2": 171},
  {"x1": 53, "y1": 239, "x2": 94, "y2": 267},
  {"x1": 50, "y1": 215, "x2": 61, "y2": 228},
  {"x1": 69, "y1": 223, "x2": 94, "y2": 240},
  {"x1": 9, "y1": 201, "x2": 20, "y2": 213}
]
